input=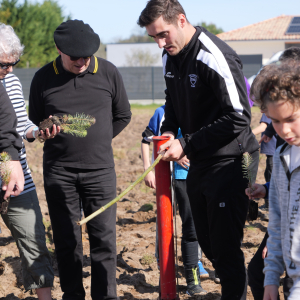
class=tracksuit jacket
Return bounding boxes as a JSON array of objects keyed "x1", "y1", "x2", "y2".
[
  {"x1": 160, "y1": 26, "x2": 259, "y2": 162},
  {"x1": 264, "y1": 143, "x2": 300, "y2": 292}
]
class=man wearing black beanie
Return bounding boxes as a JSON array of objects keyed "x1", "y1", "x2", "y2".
[{"x1": 29, "y1": 20, "x2": 131, "y2": 300}]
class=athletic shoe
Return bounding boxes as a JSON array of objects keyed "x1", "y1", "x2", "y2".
[
  {"x1": 184, "y1": 266, "x2": 207, "y2": 296},
  {"x1": 214, "y1": 270, "x2": 220, "y2": 284},
  {"x1": 198, "y1": 261, "x2": 209, "y2": 278}
]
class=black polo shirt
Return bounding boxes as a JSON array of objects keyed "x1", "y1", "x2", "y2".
[{"x1": 29, "y1": 56, "x2": 131, "y2": 169}]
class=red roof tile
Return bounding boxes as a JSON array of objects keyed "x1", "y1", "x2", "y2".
[{"x1": 217, "y1": 15, "x2": 300, "y2": 41}]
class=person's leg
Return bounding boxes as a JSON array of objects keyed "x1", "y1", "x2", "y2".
[
  {"x1": 248, "y1": 232, "x2": 268, "y2": 300},
  {"x1": 44, "y1": 165, "x2": 85, "y2": 300},
  {"x1": 174, "y1": 180, "x2": 198, "y2": 268},
  {"x1": 1, "y1": 190, "x2": 54, "y2": 298},
  {"x1": 80, "y1": 167, "x2": 118, "y2": 300},
  {"x1": 188, "y1": 151, "x2": 259, "y2": 300}
]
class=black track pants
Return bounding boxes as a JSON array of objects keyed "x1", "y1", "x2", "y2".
[
  {"x1": 174, "y1": 179, "x2": 198, "y2": 268},
  {"x1": 44, "y1": 165, "x2": 117, "y2": 300},
  {"x1": 248, "y1": 232, "x2": 292, "y2": 300},
  {"x1": 186, "y1": 151, "x2": 259, "y2": 300}
]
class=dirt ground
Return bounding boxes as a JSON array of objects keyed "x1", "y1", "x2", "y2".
[{"x1": 0, "y1": 106, "x2": 284, "y2": 300}]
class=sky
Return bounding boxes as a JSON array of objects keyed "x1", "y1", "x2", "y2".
[{"x1": 24, "y1": 0, "x2": 300, "y2": 44}]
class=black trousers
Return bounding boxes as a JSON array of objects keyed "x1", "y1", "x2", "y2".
[
  {"x1": 187, "y1": 151, "x2": 259, "y2": 300},
  {"x1": 264, "y1": 155, "x2": 273, "y2": 183},
  {"x1": 44, "y1": 165, "x2": 117, "y2": 300},
  {"x1": 248, "y1": 232, "x2": 292, "y2": 300},
  {"x1": 174, "y1": 179, "x2": 198, "y2": 268}
]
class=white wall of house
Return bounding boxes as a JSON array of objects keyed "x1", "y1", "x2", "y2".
[
  {"x1": 225, "y1": 40, "x2": 286, "y2": 64},
  {"x1": 106, "y1": 43, "x2": 163, "y2": 67}
]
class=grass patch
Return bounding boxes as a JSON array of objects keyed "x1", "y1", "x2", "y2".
[
  {"x1": 139, "y1": 203, "x2": 153, "y2": 212},
  {"x1": 113, "y1": 148, "x2": 126, "y2": 160},
  {"x1": 131, "y1": 104, "x2": 162, "y2": 117},
  {"x1": 140, "y1": 253, "x2": 155, "y2": 265}
]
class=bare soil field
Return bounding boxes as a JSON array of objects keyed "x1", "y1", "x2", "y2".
[{"x1": 0, "y1": 106, "x2": 284, "y2": 300}]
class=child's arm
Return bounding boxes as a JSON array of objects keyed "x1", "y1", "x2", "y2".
[
  {"x1": 252, "y1": 122, "x2": 267, "y2": 135},
  {"x1": 141, "y1": 142, "x2": 156, "y2": 189},
  {"x1": 263, "y1": 171, "x2": 285, "y2": 289},
  {"x1": 263, "y1": 285, "x2": 278, "y2": 300}
]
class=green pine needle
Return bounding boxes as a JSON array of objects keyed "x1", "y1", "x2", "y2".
[
  {"x1": 242, "y1": 152, "x2": 253, "y2": 191},
  {"x1": 60, "y1": 113, "x2": 95, "y2": 138},
  {"x1": 0, "y1": 152, "x2": 12, "y2": 185}
]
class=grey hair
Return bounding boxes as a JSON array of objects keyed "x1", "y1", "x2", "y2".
[{"x1": 0, "y1": 23, "x2": 24, "y2": 60}]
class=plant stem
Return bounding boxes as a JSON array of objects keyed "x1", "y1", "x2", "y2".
[{"x1": 78, "y1": 153, "x2": 163, "y2": 226}]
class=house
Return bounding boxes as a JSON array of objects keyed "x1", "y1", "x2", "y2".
[{"x1": 217, "y1": 15, "x2": 300, "y2": 78}]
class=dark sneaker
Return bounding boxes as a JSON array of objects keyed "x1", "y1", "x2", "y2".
[
  {"x1": 214, "y1": 270, "x2": 220, "y2": 284},
  {"x1": 185, "y1": 266, "x2": 207, "y2": 296}
]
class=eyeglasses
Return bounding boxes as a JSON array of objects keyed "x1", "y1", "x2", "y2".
[
  {"x1": 0, "y1": 59, "x2": 20, "y2": 70},
  {"x1": 69, "y1": 56, "x2": 90, "y2": 61}
]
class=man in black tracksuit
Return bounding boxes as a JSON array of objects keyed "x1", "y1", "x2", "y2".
[
  {"x1": 29, "y1": 20, "x2": 131, "y2": 300},
  {"x1": 138, "y1": 1, "x2": 259, "y2": 299}
]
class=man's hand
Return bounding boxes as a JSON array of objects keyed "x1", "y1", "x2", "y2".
[
  {"x1": 245, "y1": 183, "x2": 266, "y2": 200},
  {"x1": 259, "y1": 134, "x2": 272, "y2": 144},
  {"x1": 2, "y1": 160, "x2": 24, "y2": 199},
  {"x1": 158, "y1": 139, "x2": 185, "y2": 161},
  {"x1": 144, "y1": 171, "x2": 156, "y2": 189},
  {"x1": 176, "y1": 156, "x2": 190, "y2": 169},
  {"x1": 263, "y1": 285, "x2": 278, "y2": 300}
]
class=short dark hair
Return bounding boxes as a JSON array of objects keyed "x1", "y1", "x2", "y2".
[
  {"x1": 279, "y1": 47, "x2": 300, "y2": 61},
  {"x1": 137, "y1": 0, "x2": 187, "y2": 28}
]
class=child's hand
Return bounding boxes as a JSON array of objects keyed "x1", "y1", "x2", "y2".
[
  {"x1": 177, "y1": 156, "x2": 190, "y2": 169},
  {"x1": 262, "y1": 246, "x2": 268, "y2": 259},
  {"x1": 259, "y1": 134, "x2": 272, "y2": 144},
  {"x1": 245, "y1": 183, "x2": 266, "y2": 199},
  {"x1": 263, "y1": 285, "x2": 278, "y2": 300},
  {"x1": 144, "y1": 171, "x2": 156, "y2": 189}
]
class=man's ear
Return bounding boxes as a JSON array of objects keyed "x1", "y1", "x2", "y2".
[
  {"x1": 55, "y1": 45, "x2": 61, "y2": 55},
  {"x1": 178, "y1": 14, "x2": 187, "y2": 28}
]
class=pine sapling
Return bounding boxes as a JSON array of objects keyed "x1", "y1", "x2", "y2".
[
  {"x1": 38, "y1": 113, "x2": 96, "y2": 142},
  {"x1": 242, "y1": 152, "x2": 254, "y2": 192},
  {"x1": 0, "y1": 152, "x2": 12, "y2": 214}
]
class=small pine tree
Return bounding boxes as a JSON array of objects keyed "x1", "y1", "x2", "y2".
[
  {"x1": 38, "y1": 113, "x2": 96, "y2": 142},
  {"x1": 0, "y1": 152, "x2": 12, "y2": 186},
  {"x1": 242, "y1": 152, "x2": 254, "y2": 191}
]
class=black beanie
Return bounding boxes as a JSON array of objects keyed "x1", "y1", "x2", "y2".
[{"x1": 54, "y1": 20, "x2": 100, "y2": 57}]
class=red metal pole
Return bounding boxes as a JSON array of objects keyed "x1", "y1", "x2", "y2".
[{"x1": 153, "y1": 136, "x2": 177, "y2": 300}]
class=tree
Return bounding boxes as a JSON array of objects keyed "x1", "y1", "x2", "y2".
[
  {"x1": 0, "y1": 0, "x2": 69, "y2": 68},
  {"x1": 125, "y1": 49, "x2": 159, "y2": 67},
  {"x1": 196, "y1": 22, "x2": 223, "y2": 35}
]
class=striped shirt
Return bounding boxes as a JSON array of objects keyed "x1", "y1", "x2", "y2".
[{"x1": 1, "y1": 73, "x2": 36, "y2": 195}]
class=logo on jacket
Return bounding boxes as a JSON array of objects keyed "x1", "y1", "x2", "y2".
[
  {"x1": 188, "y1": 74, "x2": 197, "y2": 87},
  {"x1": 165, "y1": 72, "x2": 174, "y2": 78}
]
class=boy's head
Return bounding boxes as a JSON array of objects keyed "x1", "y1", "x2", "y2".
[
  {"x1": 251, "y1": 60, "x2": 300, "y2": 146},
  {"x1": 137, "y1": 0, "x2": 192, "y2": 56},
  {"x1": 279, "y1": 47, "x2": 300, "y2": 62}
]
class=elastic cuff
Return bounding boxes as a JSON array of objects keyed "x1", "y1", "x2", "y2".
[
  {"x1": 179, "y1": 136, "x2": 192, "y2": 155},
  {"x1": 263, "y1": 184, "x2": 269, "y2": 199}
]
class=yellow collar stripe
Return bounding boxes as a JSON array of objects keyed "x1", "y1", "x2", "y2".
[
  {"x1": 93, "y1": 56, "x2": 98, "y2": 73},
  {"x1": 53, "y1": 60, "x2": 59, "y2": 75}
]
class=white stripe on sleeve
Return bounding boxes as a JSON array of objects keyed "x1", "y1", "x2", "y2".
[{"x1": 198, "y1": 33, "x2": 243, "y2": 116}]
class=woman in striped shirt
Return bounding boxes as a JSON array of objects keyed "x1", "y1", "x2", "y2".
[{"x1": 0, "y1": 24, "x2": 54, "y2": 300}]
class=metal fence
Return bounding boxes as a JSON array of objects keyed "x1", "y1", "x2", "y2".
[{"x1": 13, "y1": 66, "x2": 166, "y2": 101}]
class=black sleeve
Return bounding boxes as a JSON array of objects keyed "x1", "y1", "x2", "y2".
[
  {"x1": 0, "y1": 83, "x2": 22, "y2": 160},
  {"x1": 180, "y1": 53, "x2": 251, "y2": 155},
  {"x1": 111, "y1": 68, "x2": 131, "y2": 138},
  {"x1": 160, "y1": 88, "x2": 179, "y2": 136},
  {"x1": 264, "y1": 122, "x2": 276, "y2": 139},
  {"x1": 29, "y1": 73, "x2": 44, "y2": 128}
]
